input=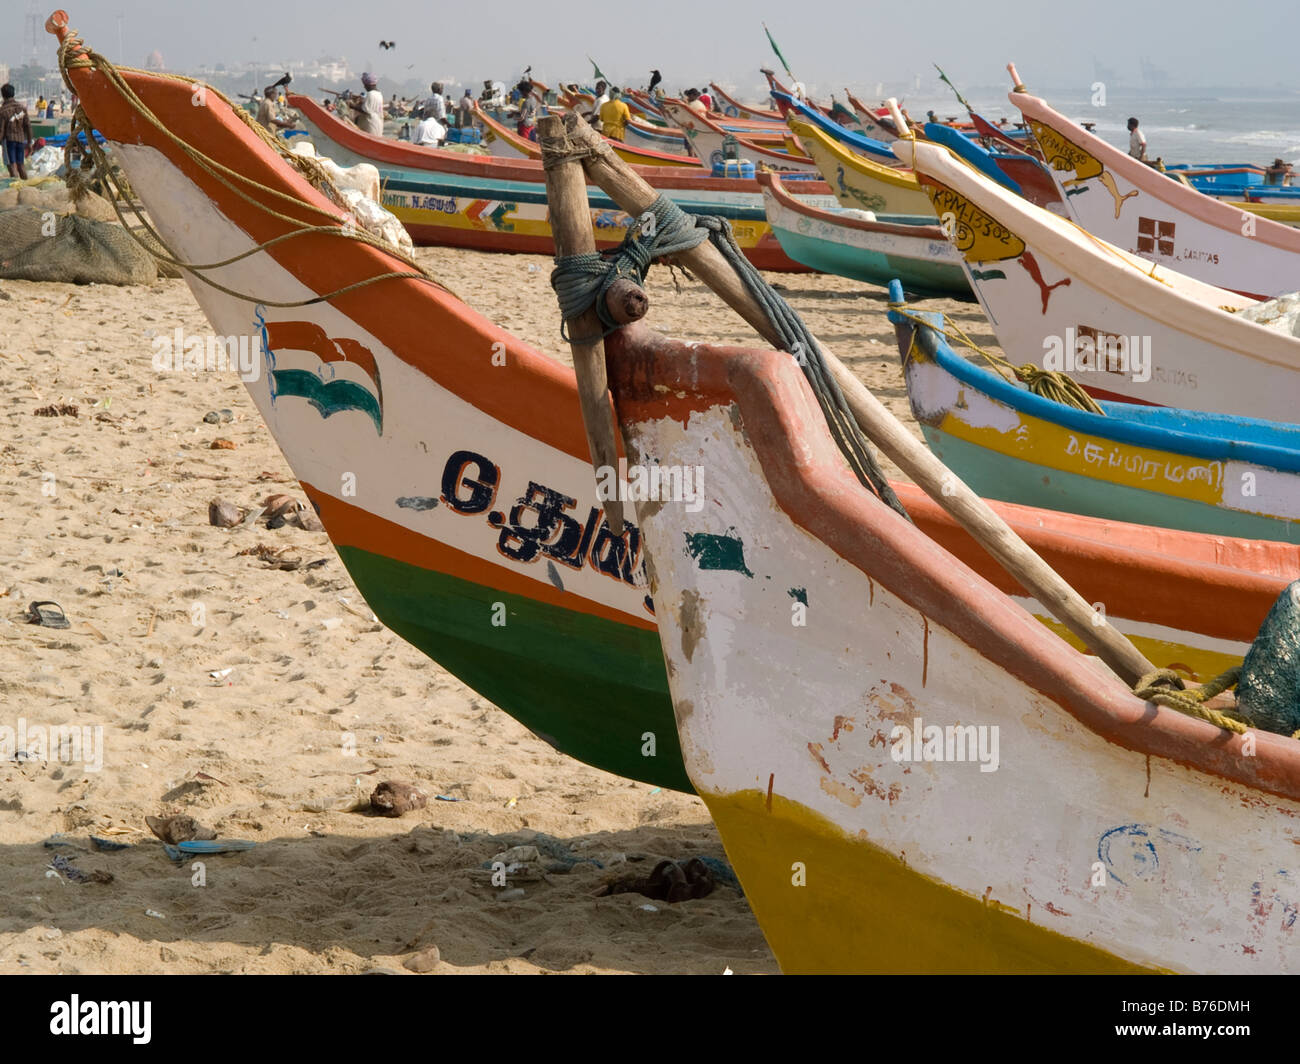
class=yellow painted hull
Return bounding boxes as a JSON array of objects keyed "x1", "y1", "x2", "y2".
[
  {"x1": 789, "y1": 118, "x2": 936, "y2": 217},
  {"x1": 705, "y1": 790, "x2": 1154, "y2": 974},
  {"x1": 1232, "y1": 200, "x2": 1300, "y2": 227}
]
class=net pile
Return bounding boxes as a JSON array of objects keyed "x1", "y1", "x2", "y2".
[{"x1": 0, "y1": 205, "x2": 158, "y2": 285}]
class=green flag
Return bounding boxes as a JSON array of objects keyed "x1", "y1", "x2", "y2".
[
  {"x1": 762, "y1": 23, "x2": 794, "y2": 82},
  {"x1": 588, "y1": 56, "x2": 608, "y2": 83},
  {"x1": 934, "y1": 64, "x2": 971, "y2": 113}
]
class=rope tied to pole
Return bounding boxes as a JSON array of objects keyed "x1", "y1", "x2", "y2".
[
  {"x1": 549, "y1": 192, "x2": 909, "y2": 520},
  {"x1": 550, "y1": 194, "x2": 708, "y2": 342},
  {"x1": 1132, "y1": 667, "x2": 1253, "y2": 735}
]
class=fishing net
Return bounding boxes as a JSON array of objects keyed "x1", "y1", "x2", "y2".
[
  {"x1": 0, "y1": 205, "x2": 158, "y2": 285},
  {"x1": 1236, "y1": 580, "x2": 1300, "y2": 736},
  {"x1": 1234, "y1": 292, "x2": 1300, "y2": 339}
]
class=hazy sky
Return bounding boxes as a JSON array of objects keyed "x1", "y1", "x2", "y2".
[{"x1": 5, "y1": 0, "x2": 1295, "y2": 94}]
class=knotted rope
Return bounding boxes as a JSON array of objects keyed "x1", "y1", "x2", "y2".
[
  {"x1": 890, "y1": 302, "x2": 1105, "y2": 414},
  {"x1": 550, "y1": 190, "x2": 909, "y2": 519},
  {"x1": 551, "y1": 196, "x2": 708, "y2": 341},
  {"x1": 1133, "y1": 667, "x2": 1253, "y2": 735}
]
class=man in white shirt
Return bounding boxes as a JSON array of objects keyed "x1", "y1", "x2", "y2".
[
  {"x1": 588, "y1": 80, "x2": 609, "y2": 131},
  {"x1": 350, "y1": 73, "x2": 384, "y2": 137},
  {"x1": 413, "y1": 114, "x2": 446, "y2": 146},
  {"x1": 1127, "y1": 117, "x2": 1147, "y2": 162}
]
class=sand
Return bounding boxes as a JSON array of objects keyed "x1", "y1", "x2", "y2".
[{"x1": 0, "y1": 249, "x2": 994, "y2": 974}]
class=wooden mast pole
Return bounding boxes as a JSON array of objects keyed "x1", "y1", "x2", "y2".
[
  {"x1": 538, "y1": 112, "x2": 625, "y2": 533},
  {"x1": 546, "y1": 110, "x2": 1156, "y2": 687}
]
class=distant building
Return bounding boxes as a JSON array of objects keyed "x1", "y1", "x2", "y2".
[
  {"x1": 145, "y1": 50, "x2": 166, "y2": 72},
  {"x1": 314, "y1": 56, "x2": 350, "y2": 83}
]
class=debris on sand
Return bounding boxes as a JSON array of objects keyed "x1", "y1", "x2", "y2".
[
  {"x1": 34, "y1": 403, "x2": 79, "y2": 418},
  {"x1": 144, "y1": 814, "x2": 217, "y2": 845},
  {"x1": 208, "y1": 499, "x2": 243, "y2": 527},
  {"x1": 596, "y1": 857, "x2": 717, "y2": 903},
  {"x1": 369, "y1": 780, "x2": 429, "y2": 818}
]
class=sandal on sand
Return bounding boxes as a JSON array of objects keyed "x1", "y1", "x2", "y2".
[{"x1": 27, "y1": 601, "x2": 70, "y2": 629}]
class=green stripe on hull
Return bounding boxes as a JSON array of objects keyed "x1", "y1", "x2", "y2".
[
  {"x1": 924, "y1": 428, "x2": 1300, "y2": 544},
  {"x1": 336, "y1": 545, "x2": 692, "y2": 792},
  {"x1": 773, "y1": 226, "x2": 970, "y2": 299}
]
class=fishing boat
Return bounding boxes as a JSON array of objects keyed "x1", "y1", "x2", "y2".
[
  {"x1": 54, "y1": 11, "x2": 1300, "y2": 805},
  {"x1": 289, "y1": 94, "x2": 823, "y2": 269},
  {"x1": 709, "y1": 81, "x2": 782, "y2": 121},
  {"x1": 789, "y1": 117, "x2": 935, "y2": 215},
  {"x1": 1007, "y1": 65, "x2": 1300, "y2": 299},
  {"x1": 786, "y1": 91, "x2": 1061, "y2": 211},
  {"x1": 758, "y1": 172, "x2": 968, "y2": 298},
  {"x1": 623, "y1": 114, "x2": 690, "y2": 154},
  {"x1": 844, "y1": 88, "x2": 898, "y2": 141},
  {"x1": 892, "y1": 131, "x2": 1300, "y2": 422},
  {"x1": 657, "y1": 99, "x2": 819, "y2": 173},
  {"x1": 893, "y1": 290, "x2": 1300, "y2": 544},
  {"x1": 772, "y1": 90, "x2": 900, "y2": 163},
  {"x1": 607, "y1": 313, "x2": 1300, "y2": 972},
  {"x1": 472, "y1": 102, "x2": 702, "y2": 168}
]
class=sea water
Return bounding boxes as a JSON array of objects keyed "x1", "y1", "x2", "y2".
[{"x1": 899, "y1": 87, "x2": 1300, "y2": 167}]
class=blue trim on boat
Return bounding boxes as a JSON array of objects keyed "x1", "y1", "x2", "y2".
[
  {"x1": 770, "y1": 91, "x2": 897, "y2": 162},
  {"x1": 922, "y1": 123, "x2": 1021, "y2": 195},
  {"x1": 912, "y1": 321, "x2": 1300, "y2": 473}
]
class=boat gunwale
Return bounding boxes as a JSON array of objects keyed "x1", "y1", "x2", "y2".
[
  {"x1": 759, "y1": 170, "x2": 946, "y2": 239},
  {"x1": 911, "y1": 322, "x2": 1300, "y2": 474},
  {"x1": 606, "y1": 323, "x2": 1300, "y2": 803},
  {"x1": 898, "y1": 136, "x2": 1300, "y2": 370},
  {"x1": 1012, "y1": 89, "x2": 1300, "y2": 256},
  {"x1": 289, "y1": 93, "x2": 831, "y2": 196}
]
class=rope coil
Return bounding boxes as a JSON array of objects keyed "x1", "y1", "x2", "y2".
[{"x1": 891, "y1": 302, "x2": 1105, "y2": 414}]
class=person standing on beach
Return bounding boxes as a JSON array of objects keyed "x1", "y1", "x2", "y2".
[
  {"x1": 1127, "y1": 117, "x2": 1147, "y2": 162},
  {"x1": 599, "y1": 88, "x2": 631, "y2": 142},
  {"x1": 516, "y1": 80, "x2": 539, "y2": 140},
  {"x1": 0, "y1": 85, "x2": 32, "y2": 180},
  {"x1": 420, "y1": 82, "x2": 448, "y2": 123},
  {"x1": 457, "y1": 89, "x2": 475, "y2": 129},
  {"x1": 350, "y1": 73, "x2": 385, "y2": 136},
  {"x1": 584, "y1": 81, "x2": 609, "y2": 132}
]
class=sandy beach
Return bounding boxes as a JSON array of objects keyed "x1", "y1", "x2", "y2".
[{"x1": 0, "y1": 248, "x2": 992, "y2": 974}]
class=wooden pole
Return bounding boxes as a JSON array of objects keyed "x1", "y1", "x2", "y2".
[
  {"x1": 538, "y1": 113, "x2": 624, "y2": 533},
  {"x1": 550, "y1": 111, "x2": 1156, "y2": 687}
]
